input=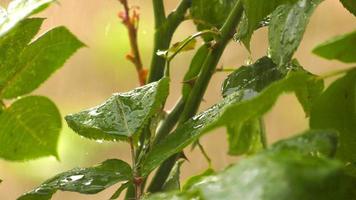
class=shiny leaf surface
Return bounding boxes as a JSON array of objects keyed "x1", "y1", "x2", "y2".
[
  {"x1": 18, "y1": 159, "x2": 132, "y2": 200},
  {"x1": 239, "y1": 0, "x2": 295, "y2": 49},
  {"x1": 141, "y1": 71, "x2": 319, "y2": 176},
  {"x1": 66, "y1": 78, "x2": 169, "y2": 141},
  {"x1": 312, "y1": 30, "x2": 356, "y2": 63},
  {"x1": 0, "y1": 96, "x2": 61, "y2": 161},
  {"x1": 310, "y1": 70, "x2": 356, "y2": 175},
  {"x1": 0, "y1": 0, "x2": 54, "y2": 37},
  {"x1": 145, "y1": 151, "x2": 355, "y2": 200},
  {"x1": 270, "y1": 129, "x2": 338, "y2": 157},
  {"x1": 0, "y1": 26, "x2": 85, "y2": 99},
  {"x1": 222, "y1": 57, "x2": 282, "y2": 155},
  {"x1": 269, "y1": 0, "x2": 323, "y2": 66}
]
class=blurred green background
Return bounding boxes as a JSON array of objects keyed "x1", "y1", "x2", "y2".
[{"x1": 0, "y1": 0, "x2": 355, "y2": 199}]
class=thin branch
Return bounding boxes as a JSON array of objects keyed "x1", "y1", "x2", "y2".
[
  {"x1": 128, "y1": 137, "x2": 142, "y2": 200},
  {"x1": 118, "y1": 0, "x2": 147, "y2": 85},
  {"x1": 148, "y1": 0, "x2": 244, "y2": 192},
  {"x1": 148, "y1": 0, "x2": 192, "y2": 82}
]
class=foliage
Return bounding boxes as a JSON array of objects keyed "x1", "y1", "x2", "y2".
[
  {"x1": 0, "y1": 1, "x2": 84, "y2": 161},
  {"x1": 0, "y1": 0, "x2": 355, "y2": 200}
]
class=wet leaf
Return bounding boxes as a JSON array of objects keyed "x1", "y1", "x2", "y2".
[
  {"x1": 270, "y1": 129, "x2": 338, "y2": 157},
  {"x1": 0, "y1": 96, "x2": 61, "y2": 161},
  {"x1": 222, "y1": 57, "x2": 284, "y2": 97},
  {"x1": 145, "y1": 151, "x2": 355, "y2": 200},
  {"x1": 141, "y1": 71, "x2": 319, "y2": 176},
  {"x1": 222, "y1": 57, "x2": 283, "y2": 155},
  {"x1": 18, "y1": 159, "x2": 132, "y2": 200},
  {"x1": 0, "y1": 0, "x2": 54, "y2": 37},
  {"x1": 0, "y1": 26, "x2": 85, "y2": 99},
  {"x1": 269, "y1": 0, "x2": 323, "y2": 67},
  {"x1": 310, "y1": 70, "x2": 356, "y2": 176},
  {"x1": 190, "y1": 0, "x2": 237, "y2": 40},
  {"x1": 340, "y1": 0, "x2": 356, "y2": 16},
  {"x1": 66, "y1": 78, "x2": 169, "y2": 141},
  {"x1": 239, "y1": 0, "x2": 295, "y2": 49},
  {"x1": 312, "y1": 30, "x2": 356, "y2": 63}
]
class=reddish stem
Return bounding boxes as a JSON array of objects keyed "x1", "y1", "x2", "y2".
[{"x1": 119, "y1": 0, "x2": 147, "y2": 85}]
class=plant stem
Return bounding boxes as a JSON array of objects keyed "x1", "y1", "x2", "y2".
[
  {"x1": 119, "y1": 0, "x2": 147, "y2": 85},
  {"x1": 153, "y1": 97, "x2": 185, "y2": 145},
  {"x1": 152, "y1": 0, "x2": 166, "y2": 28},
  {"x1": 179, "y1": 0, "x2": 243, "y2": 122},
  {"x1": 259, "y1": 118, "x2": 268, "y2": 149},
  {"x1": 129, "y1": 137, "x2": 142, "y2": 200},
  {"x1": 148, "y1": 0, "x2": 192, "y2": 83},
  {"x1": 148, "y1": 0, "x2": 244, "y2": 192}
]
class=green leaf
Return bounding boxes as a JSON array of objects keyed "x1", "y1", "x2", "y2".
[
  {"x1": 222, "y1": 56, "x2": 284, "y2": 97},
  {"x1": 312, "y1": 30, "x2": 356, "y2": 63},
  {"x1": 145, "y1": 151, "x2": 355, "y2": 200},
  {"x1": 239, "y1": 0, "x2": 295, "y2": 49},
  {"x1": 190, "y1": 0, "x2": 237, "y2": 40},
  {"x1": 0, "y1": 96, "x2": 61, "y2": 161},
  {"x1": 340, "y1": 0, "x2": 356, "y2": 16},
  {"x1": 269, "y1": 0, "x2": 323, "y2": 67},
  {"x1": 162, "y1": 161, "x2": 183, "y2": 192},
  {"x1": 0, "y1": 0, "x2": 54, "y2": 37},
  {"x1": 18, "y1": 159, "x2": 132, "y2": 200},
  {"x1": 109, "y1": 182, "x2": 130, "y2": 200},
  {"x1": 270, "y1": 129, "x2": 338, "y2": 157},
  {"x1": 182, "y1": 168, "x2": 215, "y2": 191},
  {"x1": 66, "y1": 78, "x2": 169, "y2": 141},
  {"x1": 310, "y1": 70, "x2": 356, "y2": 175},
  {"x1": 227, "y1": 118, "x2": 263, "y2": 155},
  {"x1": 0, "y1": 18, "x2": 44, "y2": 76},
  {"x1": 0, "y1": 26, "x2": 85, "y2": 99},
  {"x1": 182, "y1": 45, "x2": 209, "y2": 100},
  {"x1": 141, "y1": 71, "x2": 319, "y2": 176},
  {"x1": 222, "y1": 57, "x2": 283, "y2": 155}
]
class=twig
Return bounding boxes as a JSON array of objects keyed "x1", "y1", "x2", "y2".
[
  {"x1": 118, "y1": 0, "x2": 147, "y2": 85},
  {"x1": 128, "y1": 137, "x2": 142, "y2": 200}
]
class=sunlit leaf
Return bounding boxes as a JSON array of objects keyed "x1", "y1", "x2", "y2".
[
  {"x1": 0, "y1": 18, "x2": 43, "y2": 79},
  {"x1": 312, "y1": 30, "x2": 356, "y2": 63},
  {"x1": 18, "y1": 159, "x2": 132, "y2": 200},
  {"x1": 310, "y1": 70, "x2": 356, "y2": 176},
  {"x1": 0, "y1": 26, "x2": 85, "y2": 99},
  {"x1": 269, "y1": 0, "x2": 323, "y2": 67},
  {"x1": 0, "y1": 96, "x2": 61, "y2": 161},
  {"x1": 141, "y1": 71, "x2": 319, "y2": 176},
  {"x1": 0, "y1": 0, "x2": 54, "y2": 37},
  {"x1": 66, "y1": 78, "x2": 169, "y2": 141}
]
